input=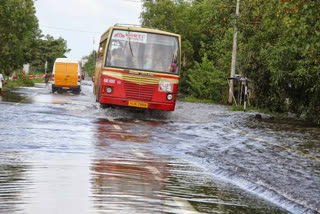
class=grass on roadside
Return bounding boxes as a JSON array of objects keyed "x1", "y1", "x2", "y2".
[
  {"x1": 180, "y1": 95, "x2": 269, "y2": 113},
  {"x1": 28, "y1": 71, "x2": 45, "y2": 76},
  {"x1": 182, "y1": 96, "x2": 214, "y2": 104},
  {"x1": 229, "y1": 104, "x2": 270, "y2": 113},
  {"x1": 3, "y1": 78, "x2": 44, "y2": 92}
]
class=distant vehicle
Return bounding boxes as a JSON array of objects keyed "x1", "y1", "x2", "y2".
[
  {"x1": 81, "y1": 71, "x2": 85, "y2": 80},
  {"x1": 51, "y1": 58, "x2": 81, "y2": 94},
  {"x1": 93, "y1": 24, "x2": 181, "y2": 111}
]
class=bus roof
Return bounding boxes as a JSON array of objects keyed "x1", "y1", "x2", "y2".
[
  {"x1": 54, "y1": 58, "x2": 79, "y2": 64},
  {"x1": 100, "y1": 24, "x2": 181, "y2": 42}
]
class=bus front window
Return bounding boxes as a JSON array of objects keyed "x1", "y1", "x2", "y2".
[{"x1": 105, "y1": 30, "x2": 179, "y2": 74}]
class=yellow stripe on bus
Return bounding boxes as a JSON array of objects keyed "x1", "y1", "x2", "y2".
[{"x1": 102, "y1": 70, "x2": 179, "y2": 84}]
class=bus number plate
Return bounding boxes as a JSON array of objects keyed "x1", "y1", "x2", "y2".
[
  {"x1": 128, "y1": 101, "x2": 148, "y2": 108},
  {"x1": 62, "y1": 87, "x2": 70, "y2": 89}
]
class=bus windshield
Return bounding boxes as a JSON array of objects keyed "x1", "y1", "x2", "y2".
[{"x1": 105, "y1": 30, "x2": 180, "y2": 74}]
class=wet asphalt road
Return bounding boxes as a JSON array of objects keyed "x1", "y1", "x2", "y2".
[{"x1": 0, "y1": 81, "x2": 319, "y2": 214}]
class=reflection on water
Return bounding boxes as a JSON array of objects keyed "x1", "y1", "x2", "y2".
[
  {"x1": 0, "y1": 91, "x2": 31, "y2": 103},
  {"x1": 93, "y1": 119, "x2": 166, "y2": 144},
  {"x1": 91, "y1": 119, "x2": 288, "y2": 214},
  {"x1": 91, "y1": 119, "x2": 168, "y2": 213},
  {"x1": 91, "y1": 158, "x2": 169, "y2": 213},
  {"x1": 0, "y1": 153, "x2": 30, "y2": 213}
]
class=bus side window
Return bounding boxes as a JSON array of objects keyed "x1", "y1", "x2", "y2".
[
  {"x1": 98, "y1": 47, "x2": 103, "y2": 57},
  {"x1": 98, "y1": 40, "x2": 106, "y2": 58}
]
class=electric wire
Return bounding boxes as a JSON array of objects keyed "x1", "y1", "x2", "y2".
[{"x1": 40, "y1": 25, "x2": 100, "y2": 34}]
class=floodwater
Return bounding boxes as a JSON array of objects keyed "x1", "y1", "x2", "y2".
[{"x1": 0, "y1": 81, "x2": 319, "y2": 214}]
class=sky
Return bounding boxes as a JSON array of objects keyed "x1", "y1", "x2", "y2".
[{"x1": 34, "y1": 0, "x2": 143, "y2": 61}]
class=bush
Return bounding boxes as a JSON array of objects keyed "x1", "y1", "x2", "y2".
[
  {"x1": 3, "y1": 78, "x2": 36, "y2": 91},
  {"x1": 187, "y1": 55, "x2": 228, "y2": 103}
]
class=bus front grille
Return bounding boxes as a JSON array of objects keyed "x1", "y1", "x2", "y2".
[{"x1": 123, "y1": 74, "x2": 159, "y2": 101}]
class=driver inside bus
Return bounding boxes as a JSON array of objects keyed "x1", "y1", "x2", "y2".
[
  {"x1": 152, "y1": 50, "x2": 166, "y2": 72},
  {"x1": 154, "y1": 60, "x2": 164, "y2": 72},
  {"x1": 110, "y1": 48, "x2": 125, "y2": 67},
  {"x1": 143, "y1": 54, "x2": 153, "y2": 70}
]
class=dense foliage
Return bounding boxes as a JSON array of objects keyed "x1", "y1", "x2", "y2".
[
  {"x1": 0, "y1": 0, "x2": 38, "y2": 76},
  {"x1": 238, "y1": 0, "x2": 320, "y2": 123},
  {"x1": 0, "y1": 0, "x2": 70, "y2": 76},
  {"x1": 187, "y1": 54, "x2": 227, "y2": 102},
  {"x1": 30, "y1": 35, "x2": 70, "y2": 73},
  {"x1": 141, "y1": 0, "x2": 320, "y2": 124}
]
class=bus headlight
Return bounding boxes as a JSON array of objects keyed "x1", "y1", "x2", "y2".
[
  {"x1": 106, "y1": 87, "x2": 113, "y2": 94},
  {"x1": 167, "y1": 93, "x2": 173, "y2": 100},
  {"x1": 159, "y1": 81, "x2": 173, "y2": 93}
]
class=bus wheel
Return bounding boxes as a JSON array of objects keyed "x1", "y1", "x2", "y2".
[
  {"x1": 52, "y1": 87, "x2": 56, "y2": 93},
  {"x1": 100, "y1": 104, "x2": 111, "y2": 109}
]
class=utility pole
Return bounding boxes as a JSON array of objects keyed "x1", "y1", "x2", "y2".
[
  {"x1": 228, "y1": 0, "x2": 240, "y2": 104},
  {"x1": 93, "y1": 37, "x2": 95, "y2": 53},
  {"x1": 45, "y1": 60, "x2": 48, "y2": 74},
  {"x1": 93, "y1": 37, "x2": 96, "y2": 61}
]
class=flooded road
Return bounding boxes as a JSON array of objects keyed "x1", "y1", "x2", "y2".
[{"x1": 0, "y1": 81, "x2": 319, "y2": 214}]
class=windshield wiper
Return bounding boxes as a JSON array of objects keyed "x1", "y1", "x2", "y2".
[{"x1": 128, "y1": 32, "x2": 134, "y2": 57}]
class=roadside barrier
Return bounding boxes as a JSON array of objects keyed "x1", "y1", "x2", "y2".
[{"x1": 28, "y1": 74, "x2": 45, "y2": 79}]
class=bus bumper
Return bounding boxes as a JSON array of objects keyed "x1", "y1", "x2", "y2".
[
  {"x1": 99, "y1": 96, "x2": 176, "y2": 111},
  {"x1": 52, "y1": 84, "x2": 81, "y2": 94}
]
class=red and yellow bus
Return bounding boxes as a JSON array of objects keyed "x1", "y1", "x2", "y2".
[{"x1": 93, "y1": 24, "x2": 181, "y2": 111}]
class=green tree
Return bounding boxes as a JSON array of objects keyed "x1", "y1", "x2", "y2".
[
  {"x1": 187, "y1": 54, "x2": 228, "y2": 102},
  {"x1": 29, "y1": 35, "x2": 70, "y2": 73},
  {"x1": 238, "y1": 0, "x2": 320, "y2": 123},
  {"x1": 0, "y1": 0, "x2": 39, "y2": 75},
  {"x1": 190, "y1": 0, "x2": 234, "y2": 102}
]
